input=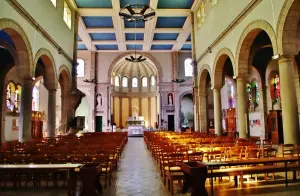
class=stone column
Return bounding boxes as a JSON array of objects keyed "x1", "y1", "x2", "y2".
[
  {"x1": 119, "y1": 98, "x2": 122, "y2": 127},
  {"x1": 193, "y1": 87, "x2": 199, "y2": 132},
  {"x1": 199, "y1": 92, "x2": 207, "y2": 133},
  {"x1": 129, "y1": 97, "x2": 132, "y2": 116},
  {"x1": 139, "y1": 98, "x2": 142, "y2": 116},
  {"x1": 148, "y1": 97, "x2": 151, "y2": 127},
  {"x1": 213, "y1": 88, "x2": 222, "y2": 136},
  {"x1": 278, "y1": 56, "x2": 299, "y2": 144},
  {"x1": 236, "y1": 76, "x2": 247, "y2": 138},
  {"x1": 47, "y1": 89, "x2": 56, "y2": 138},
  {"x1": 19, "y1": 78, "x2": 33, "y2": 142}
]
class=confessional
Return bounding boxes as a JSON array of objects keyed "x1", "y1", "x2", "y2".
[
  {"x1": 225, "y1": 108, "x2": 236, "y2": 136},
  {"x1": 31, "y1": 111, "x2": 43, "y2": 139},
  {"x1": 266, "y1": 110, "x2": 283, "y2": 144}
]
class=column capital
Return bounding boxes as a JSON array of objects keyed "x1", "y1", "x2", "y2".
[{"x1": 278, "y1": 54, "x2": 294, "y2": 63}]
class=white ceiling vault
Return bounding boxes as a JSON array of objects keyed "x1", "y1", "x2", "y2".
[{"x1": 70, "y1": 0, "x2": 200, "y2": 52}]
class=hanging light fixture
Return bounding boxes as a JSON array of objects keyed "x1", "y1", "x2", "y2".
[
  {"x1": 119, "y1": 3, "x2": 155, "y2": 62},
  {"x1": 119, "y1": 4, "x2": 155, "y2": 22}
]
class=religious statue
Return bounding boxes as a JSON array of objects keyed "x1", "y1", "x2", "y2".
[
  {"x1": 132, "y1": 105, "x2": 139, "y2": 119},
  {"x1": 183, "y1": 112, "x2": 189, "y2": 126},
  {"x1": 96, "y1": 94, "x2": 102, "y2": 107},
  {"x1": 168, "y1": 93, "x2": 173, "y2": 105}
]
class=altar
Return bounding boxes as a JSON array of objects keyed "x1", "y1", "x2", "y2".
[{"x1": 124, "y1": 116, "x2": 145, "y2": 136}]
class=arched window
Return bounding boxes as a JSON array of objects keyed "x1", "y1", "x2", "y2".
[
  {"x1": 251, "y1": 81, "x2": 259, "y2": 107},
  {"x1": 114, "y1": 76, "x2": 120, "y2": 87},
  {"x1": 77, "y1": 58, "x2": 85, "y2": 78},
  {"x1": 184, "y1": 58, "x2": 193, "y2": 77},
  {"x1": 132, "y1": 77, "x2": 138, "y2": 87},
  {"x1": 226, "y1": 79, "x2": 235, "y2": 108},
  {"x1": 142, "y1": 77, "x2": 148, "y2": 87},
  {"x1": 150, "y1": 76, "x2": 156, "y2": 86},
  {"x1": 32, "y1": 81, "x2": 40, "y2": 111},
  {"x1": 6, "y1": 82, "x2": 15, "y2": 112},
  {"x1": 15, "y1": 84, "x2": 22, "y2": 113},
  {"x1": 122, "y1": 77, "x2": 128, "y2": 87}
]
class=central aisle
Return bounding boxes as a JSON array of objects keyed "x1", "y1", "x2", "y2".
[{"x1": 110, "y1": 137, "x2": 167, "y2": 196}]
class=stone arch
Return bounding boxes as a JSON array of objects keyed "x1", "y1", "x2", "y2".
[
  {"x1": 212, "y1": 48, "x2": 236, "y2": 89},
  {"x1": 58, "y1": 65, "x2": 72, "y2": 94},
  {"x1": 33, "y1": 48, "x2": 58, "y2": 90},
  {"x1": 0, "y1": 18, "x2": 33, "y2": 78},
  {"x1": 198, "y1": 64, "x2": 212, "y2": 133},
  {"x1": 198, "y1": 64, "x2": 212, "y2": 94},
  {"x1": 178, "y1": 90, "x2": 193, "y2": 129},
  {"x1": 236, "y1": 20, "x2": 278, "y2": 76},
  {"x1": 277, "y1": 0, "x2": 300, "y2": 55},
  {"x1": 108, "y1": 52, "x2": 163, "y2": 82},
  {"x1": 58, "y1": 65, "x2": 72, "y2": 128}
]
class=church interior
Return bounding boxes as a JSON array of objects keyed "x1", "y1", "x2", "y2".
[{"x1": 1, "y1": 0, "x2": 300, "y2": 195}]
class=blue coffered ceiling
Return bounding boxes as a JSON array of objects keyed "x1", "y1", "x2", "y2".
[
  {"x1": 156, "y1": 17, "x2": 187, "y2": 28},
  {"x1": 151, "y1": 44, "x2": 173, "y2": 50},
  {"x1": 75, "y1": 0, "x2": 112, "y2": 8},
  {"x1": 127, "y1": 44, "x2": 143, "y2": 50},
  {"x1": 120, "y1": 0, "x2": 149, "y2": 7},
  {"x1": 181, "y1": 44, "x2": 192, "y2": 51},
  {"x1": 76, "y1": 0, "x2": 195, "y2": 51},
  {"x1": 78, "y1": 44, "x2": 87, "y2": 50},
  {"x1": 82, "y1": 16, "x2": 114, "y2": 28},
  {"x1": 186, "y1": 34, "x2": 191, "y2": 41},
  {"x1": 96, "y1": 44, "x2": 119, "y2": 50},
  {"x1": 153, "y1": 33, "x2": 179, "y2": 40},
  {"x1": 157, "y1": 0, "x2": 194, "y2": 9},
  {"x1": 125, "y1": 33, "x2": 144, "y2": 41},
  {"x1": 124, "y1": 21, "x2": 145, "y2": 28},
  {"x1": 90, "y1": 33, "x2": 116, "y2": 40}
]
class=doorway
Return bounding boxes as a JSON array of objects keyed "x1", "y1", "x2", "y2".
[
  {"x1": 96, "y1": 116, "x2": 102, "y2": 132},
  {"x1": 168, "y1": 115, "x2": 175, "y2": 131}
]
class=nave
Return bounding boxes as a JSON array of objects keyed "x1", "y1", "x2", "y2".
[{"x1": 2, "y1": 136, "x2": 300, "y2": 196}]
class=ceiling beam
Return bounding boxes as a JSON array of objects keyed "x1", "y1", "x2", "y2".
[{"x1": 78, "y1": 17, "x2": 96, "y2": 51}]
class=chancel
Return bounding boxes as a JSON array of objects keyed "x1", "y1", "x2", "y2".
[{"x1": 1, "y1": 0, "x2": 300, "y2": 196}]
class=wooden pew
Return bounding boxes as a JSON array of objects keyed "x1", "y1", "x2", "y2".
[{"x1": 204, "y1": 157, "x2": 300, "y2": 196}]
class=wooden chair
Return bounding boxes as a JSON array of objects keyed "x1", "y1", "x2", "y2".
[
  {"x1": 187, "y1": 152, "x2": 204, "y2": 162},
  {"x1": 92, "y1": 154, "x2": 112, "y2": 188},
  {"x1": 282, "y1": 144, "x2": 295, "y2": 157},
  {"x1": 163, "y1": 153, "x2": 184, "y2": 195}
]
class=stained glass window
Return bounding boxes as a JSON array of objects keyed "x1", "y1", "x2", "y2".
[
  {"x1": 252, "y1": 81, "x2": 259, "y2": 107},
  {"x1": 142, "y1": 77, "x2": 148, "y2": 87},
  {"x1": 32, "y1": 81, "x2": 40, "y2": 111},
  {"x1": 132, "y1": 77, "x2": 138, "y2": 87},
  {"x1": 15, "y1": 85, "x2": 22, "y2": 113},
  {"x1": 184, "y1": 58, "x2": 193, "y2": 77},
  {"x1": 77, "y1": 59, "x2": 85, "y2": 78},
  {"x1": 122, "y1": 77, "x2": 128, "y2": 87},
  {"x1": 274, "y1": 74, "x2": 280, "y2": 103},
  {"x1": 6, "y1": 82, "x2": 15, "y2": 112},
  {"x1": 246, "y1": 83, "x2": 253, "y2": 109},
  {"x1": 114, "y1": 76, "x2": 120, "y2": 86},
  {"x1": 226, "y1": 79, "x2": 235, "y2": 108}
]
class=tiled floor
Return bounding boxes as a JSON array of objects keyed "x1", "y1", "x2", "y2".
[{"x1": 2, "y1": 138, "x2": 300, "y2": 196}]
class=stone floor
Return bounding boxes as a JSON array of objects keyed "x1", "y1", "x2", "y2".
[{"x1": 1, "y1": 137, "x2": 300, "y2": 196}]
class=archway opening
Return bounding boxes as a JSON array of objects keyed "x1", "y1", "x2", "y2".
[{"x1": 180, "y1": 93, "x2": 194, "y2": 131}]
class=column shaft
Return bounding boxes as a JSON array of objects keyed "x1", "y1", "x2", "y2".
[
  {"x1": 213, "y1": 89, "x2": 222, "y2": 136},
  {"x1": 129, "y1": 98, "x2": 132, "y2": 116},
  {"x1": 236, "y1": 77, "x2": 247, "y2": 138},
  {"x1": 119, "y1": 98, "x2": 122, "y2": 127},
  {"x1": 139, "y1": 98, "x2": 142, "y2": 116},
  {"x1": 148, "y1": 97, "x2": 151, "y2": 127},
  {"x1": 47, "y1": 90, "x2": 56, "y2": 138},
  {"x1": 199, "y1": 93, "x2": 207, "y2": 133},
  {"x1": 19, "y1": 79, "x2": 33, "y2": 142},
  {"x1": 279, "y1": 56, "x2": 299, "y2": 144}
]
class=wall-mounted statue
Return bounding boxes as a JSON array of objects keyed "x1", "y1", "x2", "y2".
[
  {"x1": 168, "y1": 93, "x2": 173, "y2": 105},
  {"x1": 96, "y1": 94, "x2": 102, "y2": 107}
]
